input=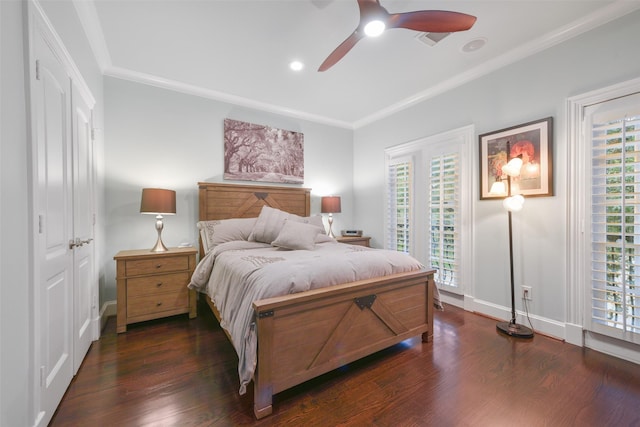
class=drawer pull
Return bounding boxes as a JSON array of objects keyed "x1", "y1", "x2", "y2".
[
  {"x1": 156, "y1": 302, "x2": 163, "y2": 307},
  {"x1": 155, "y1": 264, "x2": 162, "y2": 269},
  {"x1": 156, "y1": 282, "x2": 163, "y2": 287}
]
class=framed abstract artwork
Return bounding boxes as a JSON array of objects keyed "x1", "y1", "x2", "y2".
[
  {"x1": 479, "y1": 117, "x2": 553, "y2": 199},
  {"x1": 223, "y1": 118, "x2": 304, "y2": 184}
]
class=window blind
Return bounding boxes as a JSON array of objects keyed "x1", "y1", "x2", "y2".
[
  {"x1": 386, "y1": 159, "x2": 412, "y2": 252},
  {"x1": 589, "y1": 93, "x2": 640, "y2": 342},
  {"x1": 429, "y1": 153, "x2": 460, "y2": 289}
]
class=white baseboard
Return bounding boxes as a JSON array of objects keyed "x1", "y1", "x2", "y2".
[
  {"x1": 438, "y1": 290, "x2": 639, "y2": 365},
  {"x1": 99, "y1": 300, "x2": 117, "y2": 332},
  {"x1": 440, "y1": 291, "x2": 570, "y2": 340}
]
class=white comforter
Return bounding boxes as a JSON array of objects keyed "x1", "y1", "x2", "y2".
[{"x1": 188, "y1": 240, "x2": 425, "y2": 394}]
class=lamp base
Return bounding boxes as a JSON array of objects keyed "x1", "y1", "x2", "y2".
[
  {"x1": 150, "y1": 215, "x2": 169, "y2": 252},
  {"x1": 150, "y1": 237, "x2": 168, "y2": 252},
  {"x1": 496, "y1": 321, "x2": 534, "y2": 338}
]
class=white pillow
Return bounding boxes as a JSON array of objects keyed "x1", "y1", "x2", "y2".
[
  {"x1": 271, "y1": 220, "x2": 323, "y2": 250},
  {"x1": 248, "y1": 206, "x2": 290, "y2": 244},
  {"x1": 197, "y1": 217, "x2": 257, "y2": 253},
  {"x1": 293, "y1": 214, "x2": 325, "y2": 233}
]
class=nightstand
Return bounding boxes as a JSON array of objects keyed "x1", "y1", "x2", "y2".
[
  {"x1": 336, "y1": 236, "x2": 371, "y2": 247},
  {"x1": 114, "y1": 247, "x2": 198, "y2": 333}
]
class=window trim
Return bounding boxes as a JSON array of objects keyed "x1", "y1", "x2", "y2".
[
  {"x1": 384, "y1": 125, "x2": 474, "y2": 299},
  {"x1": 567, "y1": 76, "x2": 640, "y2": 348}
]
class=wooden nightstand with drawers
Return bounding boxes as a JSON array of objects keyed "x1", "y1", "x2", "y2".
[
  {"x1": 114, "y1": 247, "x2": 198, "y2": 333},
  {"x1": 336, "y1": 236, "x2": 371, "y2": 247}
]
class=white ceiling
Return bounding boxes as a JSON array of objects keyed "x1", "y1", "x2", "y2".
[{"x1": 74, "y1": 0, "x2": 640, "y2": 128}]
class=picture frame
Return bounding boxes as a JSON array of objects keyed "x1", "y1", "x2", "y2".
[
  {"x1": 479, "y1": 117, "x2": 553, "y2": 199},
  {"x1": 223, "y1": 118, "x2": 304, "y2": 184}
]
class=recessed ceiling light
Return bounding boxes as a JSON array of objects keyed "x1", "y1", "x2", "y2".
[
  {"x1": 461, "y1": 37, "x2": 487, "y2": 53},
  {"x1": 289, "y1": 60, "x2": 304, "y2": 71}
]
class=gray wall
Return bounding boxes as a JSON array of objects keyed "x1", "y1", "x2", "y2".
[
  {"x1": 1, "y1": 1, "x2": 31, "y2": 425},
  {"x1": 353, "y1": 10, "x2": 640, "y2": 329},
  {"x1": 103, "y1": 77, "x2": 354, "y2": 302}
]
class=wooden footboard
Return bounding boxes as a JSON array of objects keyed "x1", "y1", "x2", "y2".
[{"x1": 251, "y1": 269, "x2": 434, "y2": 418}]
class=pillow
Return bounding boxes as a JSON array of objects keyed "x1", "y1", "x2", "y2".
[
  {"x1": 292, "y1": 214, "x2": 325, "y2": 233},
  {"x1": 197, "y1": 217, "x2": 257, "y2": 253},
  {"x1": 248, "y1": 206, "x2": 290, "y2": 244},
  {"x1": 271, "y1": 220, "x2": 323, "y2": 250}
]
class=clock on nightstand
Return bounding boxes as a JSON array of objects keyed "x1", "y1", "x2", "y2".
[{"x1": 114, "y1": 247, "x2": 198, "y2": 333}]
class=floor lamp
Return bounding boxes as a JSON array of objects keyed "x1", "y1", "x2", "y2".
[{"x1": 490, "y1": 145, "x2": 534, "y2": 339}]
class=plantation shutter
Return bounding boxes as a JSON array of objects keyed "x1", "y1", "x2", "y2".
[
  {"x1": 386, "y1": 158, "x2": 412, "y2": 252},
  {"x1": 429, "y1": 152, "x2": 461, "y2": 291},
  {"x1": 588, "y1": 92, "x2": 640, "y2": 343}
]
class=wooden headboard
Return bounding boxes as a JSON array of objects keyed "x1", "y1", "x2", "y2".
[{"x1": 198, "y1": 182, "x2": 311, "y2": 221}]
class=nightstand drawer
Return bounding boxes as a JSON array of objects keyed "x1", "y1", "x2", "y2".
[
  {"x1": 125, "y1": 256, "x2": 189, "y2": 276},
  {"x1": 127, "y1": 272, "x2": 189, "y2": 297},
  {"x1": 127, "y1": 291, "x2": 189, "y2": 318}
]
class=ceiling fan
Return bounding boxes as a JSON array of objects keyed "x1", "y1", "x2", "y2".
[{"x1": 318, "y1": 0, "x2": 477, "y2": 72}]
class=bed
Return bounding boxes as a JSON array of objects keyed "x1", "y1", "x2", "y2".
[{"x1": 192, "y1": 182, "x2": 435, "y2": 418}]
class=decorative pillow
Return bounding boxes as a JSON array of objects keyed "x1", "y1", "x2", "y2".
[
  {"x1": 197, "y1": 217, "x2": 257, "y2": 253},
  {"x1": 271, "y1": 220, "x2": 323, "y2": 250},
  {"x1": 248, "y1": 206, "x2": 290, "y2": 244},
  {"x1": 292, "y1": 214, "x2": 325, "y2": 233},
  {"x1": 314, "y1": 233, "x2": 335, "y2": 243}
]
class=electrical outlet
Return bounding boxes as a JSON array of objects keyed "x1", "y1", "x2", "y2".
[{"x1": 522, "y1": 286, "x2": 532, "y2": 300}]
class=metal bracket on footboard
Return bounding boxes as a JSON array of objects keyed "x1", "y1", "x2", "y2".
[
  {"x1": 257, "y1": 310, "x2": 274, "y2": 318},
  {"x1": 354, "y1": 294, "x2": 376, "y2": 310}
]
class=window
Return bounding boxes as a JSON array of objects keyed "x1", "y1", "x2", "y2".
[
  {"x1": 384, "y1": 126, "x2": 472, "y2": 298},
  {"x1": 386, "y1": 157, "x2": 412, "y2": 253},
  {"x1": 587, "y1": 93, "x2": 640, "y2": 342},
  {"x1": 429, "y1": 153, "x2": 460, "y2": 288}
]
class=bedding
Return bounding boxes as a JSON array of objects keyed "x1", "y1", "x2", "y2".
[{"x1": 189, "y1": 235, "x2": 430, "y2": 394}]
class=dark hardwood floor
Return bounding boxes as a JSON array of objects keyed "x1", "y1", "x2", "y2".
[{"x1": 50, "y1": 298, "x2": 640, "y2": 426}]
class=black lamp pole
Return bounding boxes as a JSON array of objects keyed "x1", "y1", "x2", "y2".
[{"x1": 496, "y1": 142, "x2": 534, "y2": 338}]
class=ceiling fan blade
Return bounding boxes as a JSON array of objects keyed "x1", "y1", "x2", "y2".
[
  {"x1": 388, "y1": 10, "x2": 477, "y2": 33},
  {"x1": 318, "y1": 31, "x2": 364, "y2": 72}
]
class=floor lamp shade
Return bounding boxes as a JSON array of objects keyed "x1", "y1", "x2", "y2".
[
  {"x1": 321, "y1": 196, "x2": 341, "y2": 238},
  {"x1": 140, "y1": 188, "x2": 176, "y2": 252}
]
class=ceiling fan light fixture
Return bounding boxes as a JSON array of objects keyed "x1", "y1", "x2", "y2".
[{"x1": 364, "y1": 19, "x2": 385, "y2": 37}]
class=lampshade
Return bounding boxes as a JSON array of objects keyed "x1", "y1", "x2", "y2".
[
  {"x1": 321, "y1": 196, "x2": 341, "y2": 214},
  {"x1": 140, "y1": 188, "x2": 176, "y2": 215},
  {"x1": 489, "y1": 181, "x2": 507, "y2": 196},
  {"x1": 502, "y1": 157, "x2": 523, "y2": 177},
  {"x1": 503, "y1": 194, "x2": 525, "y2": 212}
]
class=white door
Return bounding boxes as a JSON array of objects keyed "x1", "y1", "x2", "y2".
[
  {"x1": 71, "y1": 86, "x2": 95, "y2": 373},
  {"x1": 33, "y1": 32, "x2": 74, "y2": 422}
]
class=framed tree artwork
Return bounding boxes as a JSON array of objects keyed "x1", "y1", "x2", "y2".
[
  {"x1": 223, "y1": 118, "x2": 304, "y2": 184},
  {"x1": 479, "y1": 117, "x2": 553, "y2": 199}
]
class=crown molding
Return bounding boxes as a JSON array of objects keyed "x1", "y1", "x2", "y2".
[
  {"x1": 72, "y1": 0, "x2": 111, "y2": 73},
  {"x1": 352, "y1": 0, "x2": 640, "y2": 129},
  {"x1": 104, "y1": 66, "x2": 354, "y2": 129},
  {"x1": 75, "y1": 0, "x2": 640, "y2": 130}
]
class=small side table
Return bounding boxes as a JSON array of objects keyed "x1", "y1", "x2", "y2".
[
  {"x1": 336, "y1": 236, "x2": 371, "y2": 247},
  {"x1": 114, "y1": 247, "x2": 198, "y2": 333}
]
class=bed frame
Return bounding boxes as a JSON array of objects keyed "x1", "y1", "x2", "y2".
[{"x1": 198, "y1": 182, "x2": 435, "y2": 418}]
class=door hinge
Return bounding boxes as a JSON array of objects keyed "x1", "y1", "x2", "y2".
[
  {"x1": 35, "y1": 59, "x2": 40, "y2": 81},
  {"x1": 40, "y1": 366, "x2": 45, "y2": 387},
  {"x1": 38, "y1": 215, "x2": 44, "y2": 234}
]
